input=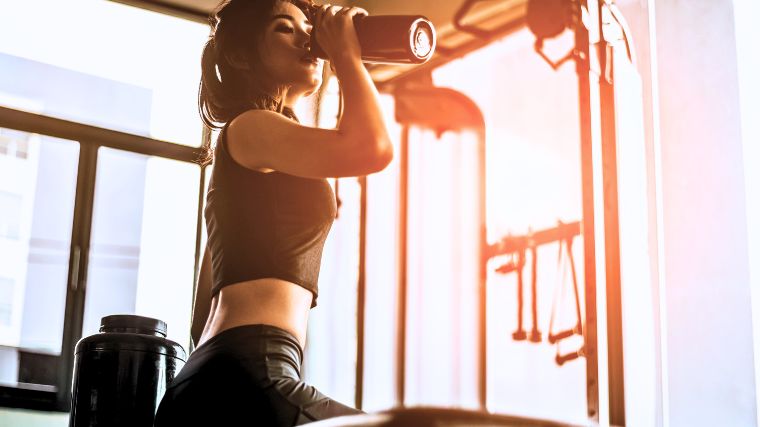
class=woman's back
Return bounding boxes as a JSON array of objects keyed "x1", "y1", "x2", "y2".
[{"x1": 198, "y1": 122, "x2": 335, "y2": 348}]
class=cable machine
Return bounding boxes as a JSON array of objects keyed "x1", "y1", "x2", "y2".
[
  {"x1": 371, "y1": 0, "x2": 638, "y2": 425},
  {"x1": 488, "y1": 221, "x2": 584, "y2": 366}
]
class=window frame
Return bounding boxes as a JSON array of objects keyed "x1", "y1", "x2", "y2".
[{"x1": 0, "y1": 105, "x2": 206, "y2": 412}]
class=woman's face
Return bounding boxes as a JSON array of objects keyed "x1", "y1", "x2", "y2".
[{"x1": 257, "y1": 1, "x2": 324, "y2": 100}]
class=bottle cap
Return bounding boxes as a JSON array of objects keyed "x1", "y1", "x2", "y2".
[{"x1": 100, "y1": 314, "x2": 168, "y2": 337}]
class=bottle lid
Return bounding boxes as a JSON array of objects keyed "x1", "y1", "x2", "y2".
[
  {"x1": 410, "y1": 18, "x2": 435, "y2": 61},
  {"x1": 100, "y1": 314, "x2": 167, "y2": 337}
]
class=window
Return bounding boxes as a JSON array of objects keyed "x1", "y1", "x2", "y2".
[
  {"x1": 0, "y1": 129, "x2": 31, "y2": 160},
  {"x1": 0, "y1": 132, "x2": 79, "y2": 392},
  {"x1": 0, "y1": 278, "x2": 14, "y2": 327},
  {"x1": 82, "y1": 149, "x2": 200, "y2": 349},
  {"x1": 0, "y1": 192, "x2": 22, "y2": 239},
  {"x1": 0, "y1": 0, "x2": 208, "y2": 146},
  {"x1": 0, "y1": 0, "x2": 207, "y2": 413}
]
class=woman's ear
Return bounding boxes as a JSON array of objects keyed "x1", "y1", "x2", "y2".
[{"x1": 223, "y1": 51, "x2": 250, "y2": 70}]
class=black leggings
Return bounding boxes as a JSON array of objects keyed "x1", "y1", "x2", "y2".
[{"x1": 154, "y1": 324, "x2": 363, "y2": 426}]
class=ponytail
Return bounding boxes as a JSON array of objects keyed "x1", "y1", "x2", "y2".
[
  {"x1": 197, "y1": 0, "x2": 315, "y2": 165},
  {"x1": 199, "y1": 38, "x2": 223, "y2": 130}
]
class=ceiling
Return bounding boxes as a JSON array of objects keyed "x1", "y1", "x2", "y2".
[{"x1": 111, "y1": 0, "x2": 529, "y2": 89}]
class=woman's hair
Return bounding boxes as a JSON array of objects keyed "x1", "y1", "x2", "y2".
[{"x1": 198, "y1": 0, "x2": 314, "y2": 164}]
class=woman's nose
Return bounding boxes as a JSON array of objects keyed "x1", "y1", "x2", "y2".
[{"x1": 300, "y1": 31, "x2": 311, "y2": 50}]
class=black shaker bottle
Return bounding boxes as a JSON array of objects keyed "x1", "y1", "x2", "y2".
[{"x1": 309, "y1": 10, "x2": 437, "y2": 64}]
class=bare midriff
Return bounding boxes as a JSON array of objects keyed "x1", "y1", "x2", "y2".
[{"x1": 197, "y1": 278, "x2": 312, "y2": 349}]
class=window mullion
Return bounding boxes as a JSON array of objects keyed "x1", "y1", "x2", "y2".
[{"x1": 56, "y1": 142, "x2": 98, "y2": 411}]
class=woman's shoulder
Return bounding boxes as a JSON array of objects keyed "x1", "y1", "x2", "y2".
[
  {"x1": 229, "y1": 107, "x2": 296, "y2": 129},
  {"x1": 218, "y1": 111, "x2": 283, "y2": 174},
  {"x1": 226, "y1": 108, "x2": 302, "y2": 170}
]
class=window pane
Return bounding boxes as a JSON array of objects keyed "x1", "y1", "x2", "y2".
[
  {"x1": 0, "y1": 0, "x2": 208, "y2": 146},
  {"x1": 304, "y1": 177, "x2": 361, "y2": 407},
  {"x1": 83, "y1": 148, "x2": 200, "y2": 351},
  {"x1": 403, "y1": 128, "x2": 481, "y2": 409},
  {"x1": 363, "y1": 93, "x2": 403, "y2": 412},
  {"x1": 0, "y1": 128, "x2": 79, "y2": 390}
]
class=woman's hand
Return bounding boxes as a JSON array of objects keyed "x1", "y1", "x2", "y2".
[{"x1": 312, "y1": 4, "x2": 368, "y2": 66}]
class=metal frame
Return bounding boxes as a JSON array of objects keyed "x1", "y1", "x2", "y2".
[
  {"x1": 572, "y1": 1, "x2": 602, "y2": 422},
  {"x1": 0, "y1": 107, "x2": 201, "y2": 163},
  {"x1": 597, "y1": 2, "x2": 626, "y2": 424},
  {"x1": 56, "y1": 142, "x2": 98, "y2": 411},
  {"x1": 391, "y1": 86, "x2": 486, "y2": 408},
  {"x1": 188, "y1": 127, "x2": 212, "y2": 355},
  {"x1": 396, "y1": 125, "x2": 410, "y2": 406},
  {"x1": 374, "y1": 18, "x2": 526, "y2": 93},
  {"x1": 0, "y1": 106, "x2": 203, "y2": 411},
  {"x1": 109, "y1": 0, "x2": 208, "y2": 23},
  {"x1": 376, "y1": 1, "x2": 629, "y2": 424},
  {"x1": 355, "y1": 175, "x2": 368, "y2": 409},
  {"x1": 571, "y1": 1, "x2": 628, "y2": 424}
]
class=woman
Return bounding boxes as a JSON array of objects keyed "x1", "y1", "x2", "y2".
[{"x1": 153, "y1": 0, "x2": 392, "y2": 425}]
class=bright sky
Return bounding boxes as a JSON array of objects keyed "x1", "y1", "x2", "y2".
[{"x1": 0, "y1": 0, "x2": 209, "y2": 145}]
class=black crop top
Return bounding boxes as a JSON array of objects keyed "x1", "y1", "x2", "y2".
[{"x1": 204, "y1": 117, "x2": 337, "y2": 308}]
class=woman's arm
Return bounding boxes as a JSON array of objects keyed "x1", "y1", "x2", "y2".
[
  {"x1": 190, "y1": 245, "x2": 212, "y2": 347},
  {"x1": 226, "y1": 6, "x2": 393, "y2": 179}
]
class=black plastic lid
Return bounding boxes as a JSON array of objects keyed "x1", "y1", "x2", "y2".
[{"x1": 100, "y1": 314, "x2": 167, "y2": 337}]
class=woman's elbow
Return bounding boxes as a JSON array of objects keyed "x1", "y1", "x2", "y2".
[
  {"x1": 346, "y1": 134, "x2": 393, "y2": 175},
  {"x1": 369, "y1": 140, "x2": 394, "y2": 173}
]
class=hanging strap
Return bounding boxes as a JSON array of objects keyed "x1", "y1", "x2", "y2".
[
  {"x1": 512, "y1": 250, "x2": 527, "y2": 341},
  {"x1": 548, "y1": 235, "x2": 585, "y2": 366},
  {"x1": 528, "y1": 244, "x2": 542, "y2": 343}
]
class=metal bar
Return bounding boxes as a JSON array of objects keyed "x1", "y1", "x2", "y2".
[
  {"x1": 529, "y1": 246, "x2": 541, "y2": 342},
  {"x1": 108, "y1": 0, "x2": 208, "y2": 23},
  {"x1": 0, "y1": 385, "x2": 57, "y2": 411},
  {"x1": 355, "y1": 175, "x2": 368, "y2": 410},
  {"x1": 188, "y1": 162, "x2": 207, "y2": 354},
  {"x1": 477, "y1": 128, "x2": 488, "y2": 410},
  {"x1": 598, "y1": 5, "x2": 626, "y2": 424},
  {"x1": 189, "y1": 126, "x2": 211, "y2": 354},
  {"x1": 375, "y1": 17, "x2": 526, "y2": 93},
  {"x1": 0, "y1": 106, "x2": 203, "y2": 164},
  {"x1": 453, "y1": 0, "x2": 504, "y2": 39},
  {"x1": 57, "y1": 143, "x2": 99, "y2": 410},
  {"x1": 396, "y1": 126, "x2": 410, "y2": 407},
  {"x1": 574, "y1": 0, "x2": 601, "y2": 422},
  {"x1": 487, "y1": 221, "x2": 582, "y2": 258}
]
